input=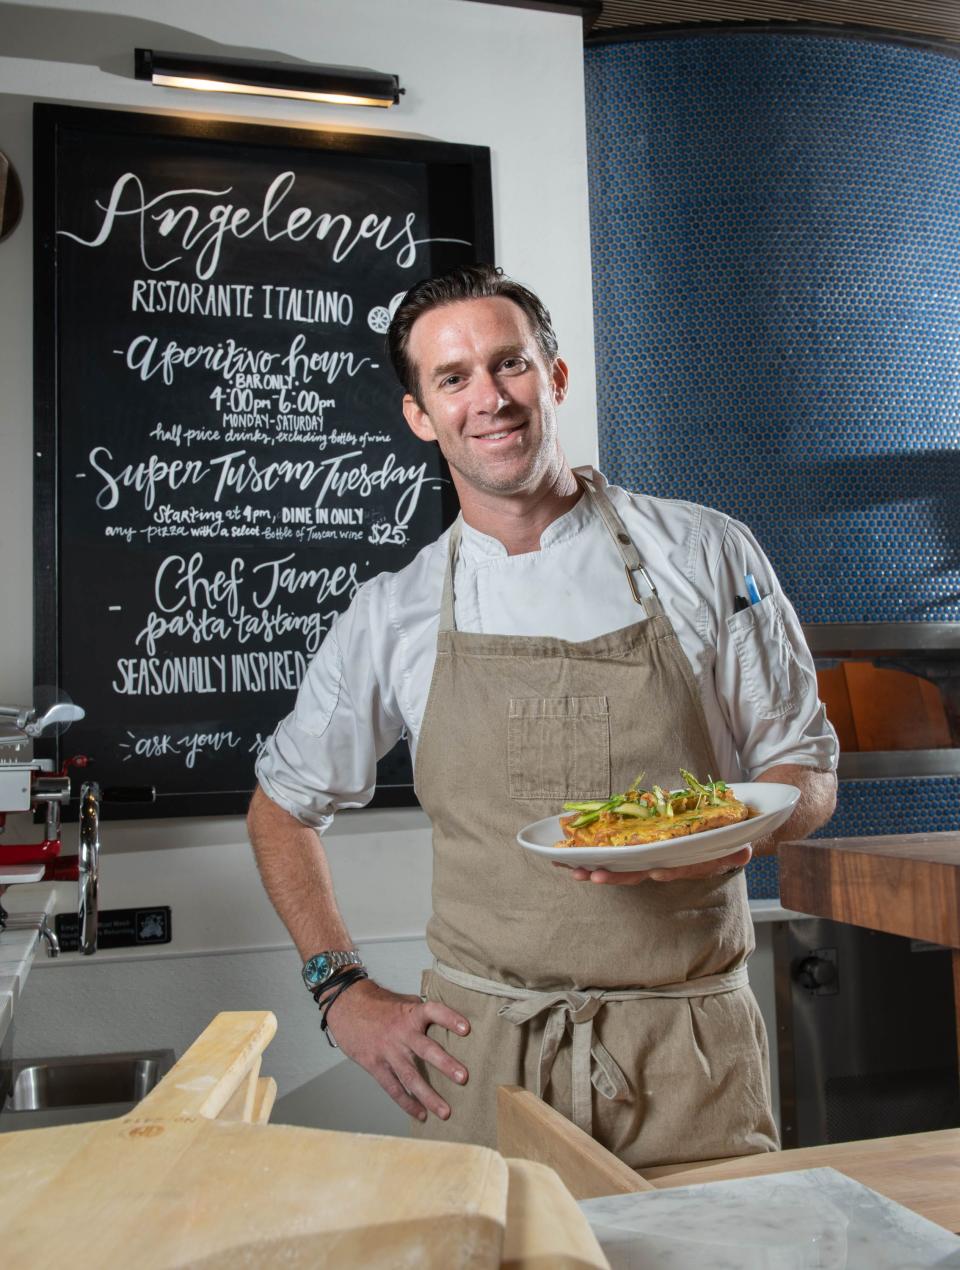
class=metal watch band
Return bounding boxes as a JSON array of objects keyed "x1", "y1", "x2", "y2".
[{"x1": 301, "y1": 948, "x2": 363, "y2": 990}]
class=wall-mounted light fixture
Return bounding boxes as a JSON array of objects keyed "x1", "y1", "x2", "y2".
[{"x1": 134, "y1": 49, "x2": 403, "y2": 108}]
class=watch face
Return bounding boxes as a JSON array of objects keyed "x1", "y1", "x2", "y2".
[{"x1": 302, "y1": 954, "x2": 331, "y2": 988}]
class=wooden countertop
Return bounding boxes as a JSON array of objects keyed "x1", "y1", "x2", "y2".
[
  {"x1": 778, "y1": 830, "x2": 960, "y2": 948},
  {"x1": 778, "y1": 830, "x2": 960, "y2": 1060}
]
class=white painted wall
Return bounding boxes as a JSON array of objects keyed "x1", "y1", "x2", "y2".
[{"x1": 0, "y1": 0, "x2": 598, "y2": 1130}]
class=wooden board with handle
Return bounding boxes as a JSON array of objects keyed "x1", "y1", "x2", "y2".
[
  {"x1": 502, "y1": 1159, "x2": 609, "y2": 1268},
  {"x1": 498, "y1": 1084, "x2": 655, "y2": 1200},
  {"x1": 0, "y1": 1012, "x2": 609, "y2": 1268},
  {"x1": 0, "y1": 1116, "x2": 510, "y2": 1268}
]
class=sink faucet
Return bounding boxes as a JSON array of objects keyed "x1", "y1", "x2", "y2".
[{"x1": 37, "y1": 912, "x2": 60, "y2": 957}]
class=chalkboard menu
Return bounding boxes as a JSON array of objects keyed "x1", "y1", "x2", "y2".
[{"x1": 34, "y1": 104, "x2": 492, "y2": 817}]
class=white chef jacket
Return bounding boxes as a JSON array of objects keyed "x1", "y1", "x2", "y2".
[{"x1": 257, "y1": 471, "x2": 838, "y2": 830}]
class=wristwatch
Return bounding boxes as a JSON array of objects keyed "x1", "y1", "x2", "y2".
[{"x1": 301, "y1": 949, "x2": 364, "y2": 991}]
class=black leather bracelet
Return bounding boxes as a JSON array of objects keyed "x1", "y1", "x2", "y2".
[
  {"x1": 310, "y1": 962, "x2": 366, "y2": 1006},
  {"x1": 319, "y1": 967, "x2": 368, "y2": 1048}
]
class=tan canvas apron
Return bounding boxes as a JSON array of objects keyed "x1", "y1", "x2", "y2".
[{"x1": 411, "y1": 470, "x2": 778, "y2": 1168}]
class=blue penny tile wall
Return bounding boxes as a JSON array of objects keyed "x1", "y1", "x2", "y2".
[
  {"x1": 745, "y1": 853, "x2": 781, "y2": 901},
  {"x1": 745, "y1": 775, "x2": 960, "y2": 898},
  {"x1": 818, "y1": 775, "x2": 960, "y2": 839},
  {"x1": 585, "y1": 33, "x2": 960, "y2": 625}
]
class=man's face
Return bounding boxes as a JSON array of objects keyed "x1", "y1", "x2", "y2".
[{"x1": 401, "y1": 297, "x2": 568, "y2": 500}]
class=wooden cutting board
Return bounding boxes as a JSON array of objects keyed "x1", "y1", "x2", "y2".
[
  {"x1": 0, "y1": 1012, "x2": 609, "y2": 1268},
  {"x1": 0, "y1": 1116, "x2": 509, "y2": 1267}
]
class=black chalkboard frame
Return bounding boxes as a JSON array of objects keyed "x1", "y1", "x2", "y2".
[{"x1": 33, "y1": 103, "x2": 493, "y2": 819}]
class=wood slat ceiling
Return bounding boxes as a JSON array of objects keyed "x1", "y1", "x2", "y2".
[{"x1": 592, "y1": 1, "x2": 960, "y2": 43}]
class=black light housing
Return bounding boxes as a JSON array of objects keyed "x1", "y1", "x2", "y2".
[{"x1": 134, "y1": 49, "x2": 403, "y2": 108}]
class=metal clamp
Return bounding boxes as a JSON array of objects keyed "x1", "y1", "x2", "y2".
[{"x1": 624, "y1": 562, "x2": 659, "y2": 605}]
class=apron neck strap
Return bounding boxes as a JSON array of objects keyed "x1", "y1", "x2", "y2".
[
  {"x1": 439, "y1": 517, "x2": 462, "y2": 631},
  {"x1": 439, "y1": 472, "x2": 662, "y2": 631},
  {"x1": 573, "y1": 467, "x2": 661, "y2": 615}
]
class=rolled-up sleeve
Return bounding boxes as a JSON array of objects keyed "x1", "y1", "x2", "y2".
[
  {"x1": 255, "y1": 579, "x2": 405, "y2": 831},
  {"x1": 713, "y1": 520, "x2": 839, "y2": 779}
]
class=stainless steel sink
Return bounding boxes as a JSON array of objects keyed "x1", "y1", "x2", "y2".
[{"x1": 0, "y1": 1049, "x2": 174, "y2": 1128}]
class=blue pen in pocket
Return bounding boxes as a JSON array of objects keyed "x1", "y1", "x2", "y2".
[{"x1": 744, "y1": 573, "x2": 762, "y2": 606}]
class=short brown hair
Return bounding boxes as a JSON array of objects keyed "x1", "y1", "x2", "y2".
[{"x1": 387, "y1": 263, "x2": 559, "y2": 405}]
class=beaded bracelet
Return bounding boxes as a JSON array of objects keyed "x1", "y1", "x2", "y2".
[{"x1": 318, "y1": 966, "x2": 368, "y2": 1048}]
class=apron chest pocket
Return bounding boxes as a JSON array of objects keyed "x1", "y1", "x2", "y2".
[{"x1": 508, "y1": 695, "x2": 610, "y2": 800}]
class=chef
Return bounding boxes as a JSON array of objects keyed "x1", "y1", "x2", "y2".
[{"x1": 248, "y1": 264, "x2": 838, "y2": 1168}]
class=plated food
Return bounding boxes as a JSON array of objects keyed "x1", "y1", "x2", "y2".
[
  {"x1": 556, "y1": 771, "x2": 750, "y2": 849},
  {"x1": 516, "y1": 778, "x2": 800, "y2": 872}
]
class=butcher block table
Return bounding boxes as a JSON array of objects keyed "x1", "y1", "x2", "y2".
[
  {"x1": 778, "y1": 831, "x2": 960, "y2": 1057},
  {"x1": 0, "y1": 1012, "x2": 608, "y2": 1269}
]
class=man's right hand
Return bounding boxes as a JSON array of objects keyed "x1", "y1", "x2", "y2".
[{"x1": 323, "y1": 978, "x2": 471, "y2": 1123}]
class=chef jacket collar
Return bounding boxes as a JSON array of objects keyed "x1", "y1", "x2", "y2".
[{"x1": 457, "y1": 472, "x2": 599, "y2": 562}]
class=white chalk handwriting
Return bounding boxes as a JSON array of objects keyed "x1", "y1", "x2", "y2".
[{"x1": 59, "y1": 171, "x2": 470, "y2": 280}]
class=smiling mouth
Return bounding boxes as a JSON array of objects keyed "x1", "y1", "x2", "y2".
[{"x1": 473, "y1": 422, "x2": 526, "y2": 442}]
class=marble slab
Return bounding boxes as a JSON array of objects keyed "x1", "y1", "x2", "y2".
[{"x1": 580, "y1": 1167, "x2": 960, "y2": 1269}]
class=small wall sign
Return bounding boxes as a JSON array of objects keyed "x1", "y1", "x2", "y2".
[{"x1": 55, "y1": 905, "x2": 172, "y2": 952}]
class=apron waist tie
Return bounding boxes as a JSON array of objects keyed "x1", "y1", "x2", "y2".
[{"x1": 433, "y1": 960, "x2": 750, "y2": 1138}]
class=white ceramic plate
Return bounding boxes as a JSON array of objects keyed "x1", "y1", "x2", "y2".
[{"x1": 516, "y1": 782, "x2": 800, "y2": 872}]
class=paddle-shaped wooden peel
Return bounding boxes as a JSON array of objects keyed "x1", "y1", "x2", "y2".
[{"x1": 0, "y1": 1011, "x2": 608, "y2": 1268}]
